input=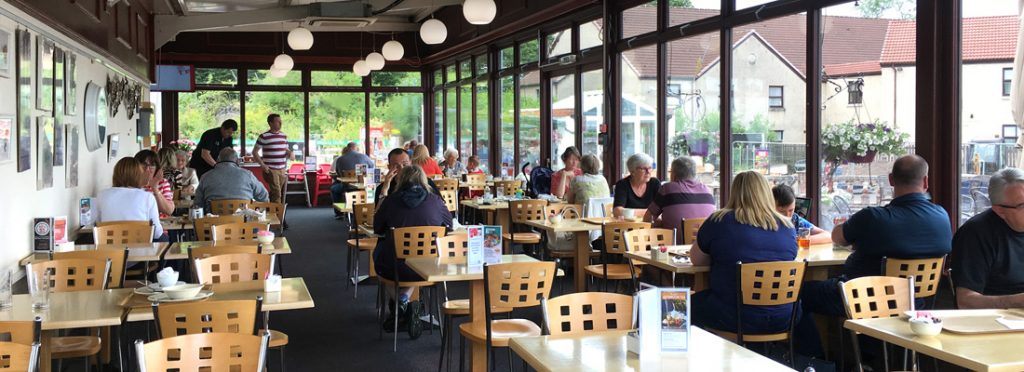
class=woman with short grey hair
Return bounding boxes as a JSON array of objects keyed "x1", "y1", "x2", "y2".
[
  {"x1": 613, "y1": 153, "x2": 661, "y2": 217},
  {"x1": 566, "y1": 154, "x2": 610, "y2": 211},
  {"x1": 439, "y1": 147, "x2": 466, "y2": 176},
  {"x1": 174, "y1": 150, "x2": 199, "y2": 193}
]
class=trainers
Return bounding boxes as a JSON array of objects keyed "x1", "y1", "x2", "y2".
[{"x1": 406, "y1": 301, "x2": 422, "y2": 340}]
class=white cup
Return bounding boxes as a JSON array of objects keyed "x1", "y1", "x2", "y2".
[{"x1": 622, "y1": 209, "x2": 635, "y2": 220}]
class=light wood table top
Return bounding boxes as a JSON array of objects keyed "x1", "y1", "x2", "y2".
[
  {"x1": 845, "y1": 309, "x2": 1024, "y2": 372},
  {"x1": 625, "y1": 243, "x2": 850, "y2": 274},
  {"x1": 580, "y1": 216, "x2": 643, "y2": 225},
  {"x1": 406, "y1": 254, "x2": 539, "y2": 282},
  {"x1": 78, "y1": 217, "x2": 188, "y2": 235},
  {"x1": 165, "y1": 237, "x2": 292, "y2": 260},
  {"x1": 460, "y1": 199, "x2": 509, "y2": 211},
  {"x1": 20, "y1": 243, "x2": 171, "y2": 266},
  {"x1": 524, "y1": 219, "x2": 602, "y2": 233},
  {"x1": 125, "y1": 277, "x2": 314, "y2": 322},
  {"x1": 510, "y1": 328, "x2": 795, "y2": 372},
  {"x1": 0, "y1": 289, "x2": 132, "y2": 330}
]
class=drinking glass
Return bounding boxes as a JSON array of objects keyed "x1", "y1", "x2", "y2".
[
  {"x1": 28, "y1": 270, "x2": 49, "y2": 309},
  {"x1": 0, "y1": 270, "x2": 12, "y2": 309},
  {"x1": 797, "y1": 227, "x2": 811, "y2": 250}
]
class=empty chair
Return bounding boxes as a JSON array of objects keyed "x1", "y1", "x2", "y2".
[
  {"x1": 585, "y1": 222, "x2": 651, "y2": 292},
  {"x1": 440, "y1": 190, "x2": 459, "y2": 214},
  {"x1": 841, "y1": 276, "x2": 915, "y2": 372},
  {"x1": 285, "y1": 163, "x2": 311, "y2": 207},
  {"x1": 135, "y1": 332, "x2": 269, "y2": 372},
  {"x1": 153, "y1": 299, "x2": 261, "y2": 338},
  {"x1": 194, "y1": 253, "x2": 273, "y2": 285},
  {"x1": 209, "y1": 198, "x2": 251, "y2": 215},
  {"x1": 346, "y1": 202, "x2": 378, "y2": 297},
  {"x1": 249, "y1": 201, "x2": 286, "y2": 233},
  {"x1": 211, "y1": 222, "x2": 271, "y2": 242},
  {"x1": 434, "y1": 178, "x2": 459, "y2": 193},
  {"x1": 680, "y1": 217, "x2": 705, "y2": 244},
  {"x1": 188, "y1": 244, "x2": 262, "y2": 275},
  {"x1": 344, "y1": 190, "x2": 368, "y2": 206},
  {"x1": 493, "y1": 179, "x2": 521, "y2": 196},
  {"x1": 543, "y1": 292, "x2": 634, "y2": 336},
  {"x1": 622, "y1": 228, "x2": 675, "y2": 290},
  {"x1": 53, "y1": 249, "x2": 129, "y2": 288},
  {"x1": 0, "y1": 317, "x2": 42, "y2": 372},
  {"x1": 503, "y1": 200, "x2": 547, "y2": 255},
  {"x1": 28, "y1": 258, "x2": 111, "y2": 371},
  {"x1": 193, "y1": 215, "x2": 245, "y2": 242}
]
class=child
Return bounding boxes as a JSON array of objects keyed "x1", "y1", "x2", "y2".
[{"x1": 771, "y1": 184, "x2": 832, "y2": 244}]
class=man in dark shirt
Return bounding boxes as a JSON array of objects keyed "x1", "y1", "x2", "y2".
[
  {"x1": 190, "y1": 119, "x2": 237, "y2": 179},
  {"x1": 795, "y1": 155, "x2": 951, "y2": 357},
  {"x1": 375, "y1": 148, "x2": 438, "y2": 206},
  {"x1": 953, "y1": 167, "x2": 1024, "y2": 308}
]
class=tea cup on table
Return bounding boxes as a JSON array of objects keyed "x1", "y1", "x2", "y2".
[{"x1": 622, "y1": 209, "x2": 635, "y2": 220}]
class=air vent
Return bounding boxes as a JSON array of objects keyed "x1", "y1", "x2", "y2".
[{"x1": 308, "y1": 18, "x2": 377, "y2": 28}]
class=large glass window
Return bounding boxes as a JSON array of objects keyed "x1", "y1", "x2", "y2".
[
  {"x1": 476, "y1": 81, "x2": 490, "y2": 172},
  {"x1": 581, "y1": 69, "x2": 603, "y2": 158},
  {"x1": 445, "y1": 87, "x2": 457, "y2": 154},
  {"x1": 500, "y1": 76, "x2": 515, "y2": 175},
  {"x1": 310, "y1": 92, "x2": 366, "y2": 163},
  {"x1": 668, "y1": 0, "x2": 720, "y2": 27},
  {"x1": 433, "y1": 91, "x2": 443, "y2": 153},
  {"x1": 312, "y1": 71, "x2": 362, "y2": 86},
  {"x1": 551, "y1": 74, "x2": 576, "y2": 170},
  {"x1": 519, "y1": 39, "x2": 540, "y2": 66},
  {"x1": 371, "y1": 93, "x2": 424, "y2": 159},
  {"x1": 459, "y1": 85, "x2": 473, "y2": 161},
  {"x1": 195, "y1": 68, "x2": 238, "y2": 86},
  {"x1": 244, "y1": 91, "x2": 305, "y2": 160},
  {"x1": 579, "y1": 19, "x2": 603, "y2": 50},
  {"x1": 668, "y1": 31, "x2": 721, "y2": 205},
  {"x1": 500, "y1": 47, "x2": 514, "y2": 69},
  {"x1": 371, "y1": 71, "x2": 421, "y2": 86},
  {"x1": 178, "y1": 90, "x2": 240, "y2": 144},
  {"x1": 459, "y1": 60, "x2": 472, "y2": 80},
  {"x1": 519, "y1": 71, "x2": 541, "y2": 173},
  {"x1": 546, "y1": 28, "x2": 573, "y2": 59},
  {"x1": 247, "y1": 69, "x2": 301, "y2": 86},
  {"x1": 475, "y1": 54, "x2": 488, "y2": 76},
  {"x1": 622, "y1": 1, "x2": 657, "y2": 39},
  {"x1": 619, "y1": 45, "x2": 658, "y2": 177}
]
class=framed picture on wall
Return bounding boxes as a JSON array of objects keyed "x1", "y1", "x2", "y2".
[
  {"x1": 107, "y1": 133, "x2": 118, "y2": 162},
  {"x1": 0, "y1": 116, "x2": 12, "y2": 163},
  {"x1": 53, "y1": 47, "x2": 64, "y2": 166},
  {"x1": 66, "y1": 124, "x2": 78, "y2": 188},
  {"x1": 35, "y1": 36, "x2": 53, "y2": 111},
  {"x1": 0, "y1": 29, "x2": 11, "y2": 78},
  {"x1": 64, "y1": 52, "x2": 76, "y2": 115},
  {"x1": 37, "y1": 116, "x2": 53, "y2": 190},
  {"x1": 16, "y1": 28, "x2": 32, "y2": 173}
]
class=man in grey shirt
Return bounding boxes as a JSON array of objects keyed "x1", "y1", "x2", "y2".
[
  {"x1": 194, "y1": 148, "x2": 269, "y2": 211},
  {"x1": 331, "y1": 143, "x2": 375, "y2": 218}
]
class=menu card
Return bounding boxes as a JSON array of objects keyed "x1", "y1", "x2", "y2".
[
  {"x1": 631, "y1": 286, "x2": 691, "y2": 355},
  {"x1": 79, "y1": 197, "x2": 93, "y2": 227},
  {"x1": 482, "y1": 226, "x2": 502, "y2": 265},
  {"x1": 467, "y1": 225, "x2": 503, "y2": 272}
]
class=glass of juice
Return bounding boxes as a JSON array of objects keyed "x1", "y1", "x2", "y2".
[{"x1": 797, "y1": 227, "x2": 811, "y2": 249}]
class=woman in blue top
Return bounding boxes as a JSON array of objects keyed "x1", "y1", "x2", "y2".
[
  {"x1": 690, "y1": 171, "x2": 800, "y2": 342},
  {"x1": 772, "y1": 184, "x2": 832, "y2": 245}
]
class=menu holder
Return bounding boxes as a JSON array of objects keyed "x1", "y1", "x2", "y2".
[
  {"x1": 467, "y1": 225, "x2": 503, "y2": 272},
  {"x1": 629, "y1": 286, "x2": 691, "y2": 356}
]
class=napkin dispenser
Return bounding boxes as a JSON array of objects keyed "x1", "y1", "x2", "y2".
[{"x1": 264, "y1": 275, "x2": 282, "y2": 292}]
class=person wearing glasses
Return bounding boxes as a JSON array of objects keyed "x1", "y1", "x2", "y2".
[
  {"x1": 613, "y1": 153, "x2": 661, "y2": 218},
  {"x1": 135, "y1": 150, "x2": 175, "y2": 216},
  {"x1": 644, "y1": 156, "x2": 716, "y2": 244},
  {"x1": 952, "y1": 167, "x2": 1024, "y2": 308}
]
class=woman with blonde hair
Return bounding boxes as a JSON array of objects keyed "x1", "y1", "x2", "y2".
[
  {"x1": 689, "y1": 171, "x2": 806, "y2": 353},
  {"x1": 94, "y1": 157, "x2": 166, "y2": 241},
  {"x1": 411, "y1": 144, "x2": 443, "y2": 177}
]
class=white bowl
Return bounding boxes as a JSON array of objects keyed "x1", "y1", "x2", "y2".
[
  {"x1": 909, "y1": 319, "x2": 942, "y2": 337},
  {"x1": 162, "y1": 284, "x2": 204, "y2": 300},
  {"x1": 257, "y1": 233, "x2": 275, "y2": 245}
]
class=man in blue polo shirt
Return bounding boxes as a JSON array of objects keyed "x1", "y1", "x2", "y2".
[{"x1": 797, "y1": 155, "x2": 951, "y2": 355}]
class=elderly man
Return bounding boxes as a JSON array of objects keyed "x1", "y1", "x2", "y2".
[
  {"x1": 953, "y1": 168, "x2": 1024, "y2": 308},
  {"x1": 644, "y1": 156, "x2": 716, "y2": 243},
  {"x1": 330, "y1": 142, "x2": 375, "y2": 218},
  {"x1": 193, "y1": 148, "x2": 269, "y2": 211}
]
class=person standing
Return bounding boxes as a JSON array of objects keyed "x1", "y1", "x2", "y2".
[
  {"x1": 252, "y1": 114, "x2": 292, "y2": 203},
  {"x1": 189, "y1": 119, "x2": 237, "y2": 179}
]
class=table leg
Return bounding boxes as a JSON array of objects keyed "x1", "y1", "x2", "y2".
[
  {"x1": 39, "y1": 330, "x2": 52, "y2": 372},
  {"x1": 693, "y1": 273, "x2": 708, "y2": 292},
  {"x1": 468, "y1": 280, "x2": 486, "y2": 372},
  {"x1": 574, "y1": 231, "x2": 591, "y2": 292}
]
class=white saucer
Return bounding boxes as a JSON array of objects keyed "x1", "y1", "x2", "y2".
[{"x1": 146, "y1": 290, "x2": 214, "y2": 303}]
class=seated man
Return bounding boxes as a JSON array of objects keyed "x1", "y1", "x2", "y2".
[
  {"x1": 193, "y1": 148, "x2": 270, "y2": 211},
  {"x1": 330, "y1": 142, "x2": 375, "y2": 218},
  {"x1": 953, "y1": 168, "x2": 1024, "y2": 308},
  {"x1": 376, "y1": 148, "x2": 440, "y2": 206},
  {"x1": 798, "y1": 155, "x2": 951, "y2": 356}
]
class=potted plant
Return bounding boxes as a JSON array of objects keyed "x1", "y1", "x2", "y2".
[{"x1": 169, "y1": 139, "x2": 196, "y2": 153}]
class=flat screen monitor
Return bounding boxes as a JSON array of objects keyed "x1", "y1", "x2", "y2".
[
  {"x1": 150, "y1": 65, "x2": 195, "y2": 92},
  {"x1": 794, "y1": 197, "x2": 811, "y2": 219}
]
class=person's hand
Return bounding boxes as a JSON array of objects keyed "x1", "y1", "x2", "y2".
[{"x1": 148, "y1": 175, "x2": 161, "y2": 190}]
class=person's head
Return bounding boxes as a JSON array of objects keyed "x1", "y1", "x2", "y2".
[
  {"x1": 344, "y1": 142, "x2": 359, "y2": 155},
  {"x1": 220, "y1": 119, "x2": 238, "y2": 139},
  {"x1": 175, "y1": 150, "x2": 189, "y2": 170},
  {"x1": 670, "y1": 156, "x2": 697, "y2": 182},
  {"x1": 580, "y1": 154, "x2": 602, "y2": 176},
  {"x1": 112, "y1": 157, "x2": 146, "y2": 188},
  {"x1": 889, "y1": 154, "x2": 929, "y2": 194},
  {"x1": 626, "y1": 153, "x2": 654, "y2": 182},
  {"x1": 561, "y1": 147, "x2": 582, "y2": 169},
  {"x1": 266, "y1": 114, "x2": 282, "y2": 132},
  {"x1": 396, "y1": 165, "x2": 430, "y2": 191},
  {"x1": 412, "y1": 144, "x2": 431, "y2": 165},
  {"x1": 772, "y1": 184, "x2": 797, "y2": 218},
  {"x1": 387, "y1": 147, "x2": 411, "y2": 172},
  {"x1": 990, "y1": 168, "x2": 1024, "y2": 232},
  {"x1": 134, "y1": 150, "x2": 161, "y2": 180},
  {"x1": 713, "y1": 171, "x2": 790, "y2": 231},
  {"x1": 444, "y1": 148, "x2": 459, "y2": 164},
  {"x1": 467, "y1": 155, "x2": 480, "y2": 170},
  {"x1": 217, "y1": 148, "x2": 239, "y2": 163},
  {"x1": 157, "y1": 147, "x2": 177, "y2": 171},
  {"x1": 409, "y1": 140, "x2": 419, "y2": 149}
]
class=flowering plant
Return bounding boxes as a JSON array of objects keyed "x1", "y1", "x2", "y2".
[
  {"x1": 821, "y1": 120, "x2": 908, "y2": 162},
  {"x1": 169, "y1": 139, "x2": 196, "y2": 153}
]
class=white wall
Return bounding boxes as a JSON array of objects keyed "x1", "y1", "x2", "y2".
[
  {"x1": 961, "y1": 63, "x2": 1015, "y2": 142},
  {"x1": 0, "y1": 4, "x2": 144, "y2": 279},
  {"x1": 821, "y1": 74, "x2": 886, "y2": 128}
]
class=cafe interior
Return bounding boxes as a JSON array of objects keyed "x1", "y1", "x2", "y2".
[{"x1": 0, "y1": 0, "x2": 1020, "y2": 370}]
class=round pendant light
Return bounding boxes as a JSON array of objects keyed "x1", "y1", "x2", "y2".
[
  {"x1": 382, "y1": 40, "x2": 404, "y2": 61},
  {"x1": 463, "y1": 0, "x2": 496, "y2": 25},
  {"x1": 269, "y1": 66, "x2": 288, "y2": 78},
  {"x1": 353, "y1": 60, "x2": 370, "y2": 76},
  {"x1": 273, "y1": 54, "x2": 294, "y2": 71},
  {"x1": 287, "y1": 27, "x2": 314, "y2": 50},
  {"x1": 420, "y1": 18, "x2": 448, "y2": 45},
  {"x1": 366, "y1": 52, "x2": 385, "y2": 70}
]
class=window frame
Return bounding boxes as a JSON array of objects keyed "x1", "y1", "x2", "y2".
[
  {"x1": 1003, "y1": 67, "x2": 1013, "y2": 97},
  {"x1": 847, "y1": 80, "x2": 864, "y2": 105},
  {"x1": 768, "y1": 85, "x2": 784, "y2": 109}
]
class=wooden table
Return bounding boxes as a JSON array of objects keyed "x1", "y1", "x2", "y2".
[
  {"x1": 510, "y1": 328, "x2": 795, "y2": 372},
  {"x1": 460, "y1": 200, "x2": 511, "y2": 229},
  {"x1": 164, "y1": 237, "x2": 292, "y2": 260},
  {"x1": 78, "y1": 217, "x2": 189, "y2": 235},
  {"x1": 845, "y1": 309, "x2": 1024, "y2": 372},
  {"x1": 523, "y1": 219, "x2": 602, "y2": 292},
  {"x1": 407, "y1": 254, "x2": 538, "y2": 372},
  {"x1": 125, "y1": 277, "x2": 314, "y2": 322},
  {"x1": 20, "y1": 243, "x2": 171, "y2": 266}
]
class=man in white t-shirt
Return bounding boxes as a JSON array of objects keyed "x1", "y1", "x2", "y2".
[{"x1": 252, "y1": 113, "x2": 292, "y2": 203}]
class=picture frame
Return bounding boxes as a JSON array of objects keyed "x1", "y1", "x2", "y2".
[
  {"x1": 35, "y1": 36, "x2": 53, "y2": 111},
  {"x1": 53, "y1": 47, "x2": 64, "y2": 166},
  {"x1": 64, "y1": 52, "x2": 76, "y2": 115},
  {"x1": 0, "y1": 116, "x2": 12, "y2": 164},
  {"x1": 37, "y1": 116, "x2": 53, "y2": 190},
  {"x1": 107, "y1": 133, "x2": 118, "y2": 162},
  {"x1": 66, "y1": 125, "x2": 78, "y2": 188},
  {"x1": 16, "y1": 28, "x2": 32, "y2": 172},
  {"x1": 0, "y1": 28, "x2": 11, "y2": 78}
]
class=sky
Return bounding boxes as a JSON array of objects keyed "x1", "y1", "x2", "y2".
[{"x1": 686, "y1": 0, "x2": 1018, "y2": 18}]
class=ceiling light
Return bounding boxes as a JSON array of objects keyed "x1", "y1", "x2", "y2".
[
  {"x1": 287, "y1": 27, "x2": 314, "y2": 50},
  {"x1": 366, "y1": 52, "x2": 385, "y2": 70},
  {"x1": 463, "y1": 0, "x2": 496, "y2": 25},
  {"x1": 274, "y1": 54, "x2": 294, "y2": 71},
  {"x1": 270, "y1": 66, "x2": 288, "y2": 78},
  {"x1": 382, "y1": 40, "x2": 404, "y2": 61},
  {"x1": 420, "y1": 19, "x2": 447, "y2": 45},
  {"x1": 353, "y1": 60, "x2": 370, "y2": 76}
]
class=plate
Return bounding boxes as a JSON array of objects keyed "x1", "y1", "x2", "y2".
[
  {"x1": 133, "y1": 281, "x2": 185, "y2": 295},
  {"x1": 146, "y1": 290, "x2": 214, "y2": 303}
]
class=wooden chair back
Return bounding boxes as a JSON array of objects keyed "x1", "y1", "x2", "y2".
[
  {"x1": 391, "y1": 226, "x2": 444, "y2": 260},
  {"x1": 340, "y1": 170, "x2": 357, "y2": 179},
  {"x1": 680, "y1": 218, "x2": 705, "y2": 244},
  {"x1": 27, "y1": 258, "x2": 110, "y2": 293},
  {"x1": 93, "y1": 222, "x2": 153, "y2": 246},
  {"x1": 622, "y1": 228, "x2": 676, "y2": 253},
  {"x1": 351, "y1": 203, "x2": 375, "y2": 230},
  {"x1": 209, "y1": 199, "x2": 251, "y2": 215},
  {"x1": 436, "y1": 234, "x2": 469, "y2": 264},
  {"x1": 194, "y1": 215, "x2": 245, "y2": 241},
  {"x1": 543, "y1": 292, "x2": 634, "y2": 336},
  {"x1": 344, "y1": 190, "x2": 368, "y2": 206},
  {"x1": 882, "y1": 256, "x2": 946, "y2": 298},
  {"x1": 0, "y1": 341, "x2": 39, "y2": 371},
  {"x1": 440, "y1": 190, "x2": 459, "y2": 213},
  {"x1": 135, "y1": 332, "x2": 269, "y2": 372},
  {"x1": 0, "y1": 318, "x2": 41, "y2": 346},
  {"x1": 737, "y1": 261, "x2": 806, "y2": 306},
  {"x1": 154, "y1": 299, "x2": 261, "y2": 338},
  {"x1": 602, "y1": 203, "x2": 613, "y2": 218},
  {"x1": 465, "y1": 174, "x2": 486, "y2": 191},
  {"x1": 248, "y1": 201, "x2": 286, "y2": 223},
  {"x1": 188, "y1": 245, "x2": 262, "y2": 262},
  {"x1": 602, "y1": 222, "x2": 651, "y2": 255},
  {"x1": 194, "y1": 253, "x2": 274, "y2": 285},
  {"x1": 493, "y1": 180, "x2": 521, "y2": 195},
  {"x1": 546, "y1": 204, "x2": 583, "y2": 220},
  {"x1": 841, "y1": 276, "x2": 915, "y2": 320},
  {"x1": 211, "y1": 223, "x2": 270, "y2": 242},
  {"x1": 53, "y1": 249, "x2": 128, "y2": 288},
  {"x1": 508, "y1": 200, "x2": 547, "y2": 224},
  {"x1": 483, "y1": 261, "x2": 557, "y2": 310},
  {"x1": 434, "y1": 178, "x2": 459, "y2": 192}
]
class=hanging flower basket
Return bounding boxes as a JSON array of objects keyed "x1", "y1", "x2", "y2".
[
  {"x1": 847, "y1": 150, "x2": 877, "y2": 164},
  {"x1": 822, "y1": 120, "x2": 908, "y2": 164}
]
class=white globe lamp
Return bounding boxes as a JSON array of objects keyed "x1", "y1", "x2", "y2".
[
  {"x1": 382, "y1": 40, "x2": 404, "y2": 61},
  {"x1": 366, "y1": 52, "x2": 385, "y2": 70},
  {"x1": 420, "y1": 19, "x2": 447, "y2": 45},
  {"x1": 287, "y1": 27, "x2": 314, "y2": 50},
  {"x1": 269, "y1": 66, "x2": 288, "y2": 78},
  {"x1": 463, "y1": 0, "x2": 496, "y2": 25},
  {"x1": 273, "y1": 54, "x2": 294, "y2": 71},
  {"x1": 353, "y1": 60, "x2": 370, "y2": 76}
]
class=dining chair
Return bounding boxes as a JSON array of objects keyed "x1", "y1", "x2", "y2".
[
  {"x1": 53, "y1": 248, "x2": 129, "y2": 288},
  {"x1": 134, "y1": 331, "x2": 269, "y2": 372},
  {"x1": 211, "y1": 222, "x2": 271, "y2": 243},
  {"x1": 841, "y1": 276, "x2": 915, "y2": 372},
  {"x1": 493, "y1": 180, "x2": 521, "y2": 196},
  {"x1": 707, "y1": 261, "x2": 807, "y2": 369},
  {"x1": 881, "y1": 255, "x2": 946, "y2": 309},
  {"x1": 209, "y1": 199, "x2": 251, "y2": 216},
  {"x1": 434, "y1": 178, "x2": 459, "y2": 193},
  {"x1": 249, "y1": 201, "x2": 286, "y2": 234},
  {"x1": 680, "y1": 217, "x2": 705, "y2": 244},
  {"x1": 312, "y1": 168, "x2": 333, "y2": 207},
  {"x1": 503, "y1": 200, "x2": 546, "y2": 255},
  {"x1": 440, "y1": 190, "x2": 459, "y2": 214},
  {"x1": 285, "y1": 163, "x2": 312, "y2": 207},
  {"x1": 585, "y1": 222, "x2": 650, "y2": 292},
  {"x1": 28, "y1": 258, "x2": 111, "y2": 372},
  {"x1": 346, "y1": 202, "x2": 378, "y2": 298},
  {"x1": 152, "y1": 299, "x2": 262, "y2": 339},
  {"x1": 622, "y1": 228, "x2": 676, "y2": 290},
  {"x1": 188, "y1": 244, "x2": 262, "y2": 276},
  {"x1": 378, "y1": 226, "x2": 444, "y2": 352},
  {"x1": 343, "y1": 190, "x2": 368, "y2": 206},
  {"x1": 0, "y1": 317, "x2": 43, "y2": 372},
  {"x1": 93, "y1": 221, "x2": 153, "y2": 246},
  {"x1": 542, "y1": 292, "x2": 634, "y2": 336},
  {"x1": 193, "y1": 215, "x2": 245, "y2": 242}
]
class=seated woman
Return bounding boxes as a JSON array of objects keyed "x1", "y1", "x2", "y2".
[
  {"x1": 439, "y1": 148, "x2": 466, "y2": 177},
  {"x1": 551, "y1": 146, "x2": 582, "y2": 199},
  {"x1": 613, "y1": 153, "x2": 660, "y2": 218},
  {"x1": 135, "y1": 150, "x2": 175, "y2": 216},
  {"x1": 645, "y1": 156, "x2": 716, "y2": 243},
  {"x1": 174, "y1": 150, "x2": 199, "y2": 194},
  {"x1": 373, "y1": 165, "x2": 452, "y2": 337},
  {"x1": 412, "y1": 144, "x2": 444, "y2": 178},
  {"x1": 94, "y1": 157, "x2": 167, "y2": 242},
  {"x1": 689, "y1": 171, "x2": 806, "y2": 352},
  {"x1": 566, "y1": 154, "x2": 610, "y2": 208},
  {"x1": 772, "y1": 184, "x2": 832, "y2": 245},
  {"x1": 465, "y1": 155, "x2": 484, "y2": 174}
]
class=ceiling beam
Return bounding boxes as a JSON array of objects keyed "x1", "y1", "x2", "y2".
[
  {"x1": 413, "y1": 6, "x2": 443, "y2": 22},
  {"x1": 369, "y1": 0, "x2": 461, "y2": 13}
]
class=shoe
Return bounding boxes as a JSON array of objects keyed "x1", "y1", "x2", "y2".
[{"x1": 407, "y1": 301, "x2": 422, "y2": 340}]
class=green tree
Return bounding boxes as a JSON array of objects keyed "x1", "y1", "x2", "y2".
[
  {"x1": 667, "y1": 0, "x2": 693, "y2": 8},
  {"x1": 857, "y1": 0, "x2": 915, "y2": 19}
]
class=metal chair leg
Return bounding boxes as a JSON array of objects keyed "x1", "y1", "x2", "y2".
[
  {"x1": 459, "y1": 334, "x2": 465, "y2": 372},
  {"x1": 279, "y1": 346, "x2": 287, "y2": 372},
  {"x1": 850, "y1": 330, "x2": 865, "y2": 372}
]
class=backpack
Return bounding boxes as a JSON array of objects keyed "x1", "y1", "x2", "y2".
[{"x1": 527, "y1": 164, "x2": 554, "y2": 197}]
